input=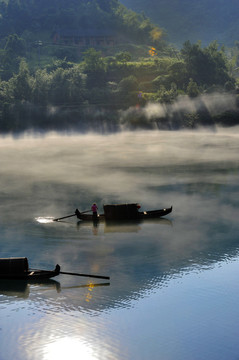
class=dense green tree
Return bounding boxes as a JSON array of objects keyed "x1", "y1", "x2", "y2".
[
  {"x1": 65, "y1": 66, "x2": 86, "y2": 103},
  {"x1": 116, "y1": 51, "x2": 132, "y2": 62},
  {"x1": 83, "y1": 48, "x2": 106, "y2": 87},
  {"x1": 181, "y1": 40, "x2": 233, "y2": 87},
  {"x1": 4, "y1": 34, "x2": 26, "y2": 56},
  {"x1": 0, "y1": 78, "x2": 12, "y2": 104},
  {"x1": 186, "y1": 78, "x2": 200, "y2": 97},
  {"x1": 156, "y1": 83, "x2": 178, "y2": 103},
  {"x1": 48, "y1": 67, "x2": 71, "y2": 104},
  {"x1": 31, "y1": 68, "x2": 51, "y2": 105},
  {"x1": 167, "y1": 61, "x2": 188, "y2": 89},
  {"x1": 83, "y1": 48, "x2": 105, "y2": 72},
  {"x1": 118, "y1": 75, "x2": 139, "y2": 93},
  {"x1": 9, "y1": 59, "x2": 31, "y2": 101},
  {"x1": 47, "y1": 65, "x2": 86, "y2": 105},
  {"x1": 0, "y1": 34, "x2": 26, "y2": 79}
]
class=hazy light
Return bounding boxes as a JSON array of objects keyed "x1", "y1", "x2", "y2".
[
  {"x1": 44, "y1": 337, "x2": 97, "y2": 360},
  {"x1": 36, "y1": 217, "x2": 54, "y2": 223}
]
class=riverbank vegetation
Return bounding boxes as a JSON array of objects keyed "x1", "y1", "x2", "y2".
[{"x1": 0, "y1": 0, "x2": 239, "y2": 133}]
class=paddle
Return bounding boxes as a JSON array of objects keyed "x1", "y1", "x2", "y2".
[
  {"x1": 53, "y1": 209, "x2": 91, "y2": 222},
  {"x1": 53, "y1": 213, "x2": 76, "y2": 221},
  {"x1": 60, "y1": 270, "x2": 110, "y2": 280}
]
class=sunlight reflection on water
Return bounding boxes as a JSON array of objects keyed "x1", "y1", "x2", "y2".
[
  {"x1": 0, "y1": 129, "x2": 239, "y2": 360},
  {"x1": 35, "y1": 217, "x2": 55, "y2": 224},
  {"x1": 43, "y1": 337, "x2": 97, "y2": 360}
]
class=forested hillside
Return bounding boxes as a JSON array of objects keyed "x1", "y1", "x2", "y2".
[
  {"x1": 120, "y1": 0, "x2": 239, "y2": 46},
  {"x1": 0, "y1": 0, "x2": 238, "y2": 133},
  {"x1": 0, "y1": 0, "x2": 162, "y2": 44},
  {"x1": 0, "y1": 0, "x2": 165, "y2": 79}
]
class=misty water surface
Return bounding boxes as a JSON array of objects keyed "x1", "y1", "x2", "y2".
[{"x1": 0, "y1": 128, "x2": 239, "y2": 360}]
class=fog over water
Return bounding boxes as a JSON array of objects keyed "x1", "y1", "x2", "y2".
[
  {"x1": 1, "y1": 127, "x2": 238, "y2": 256},
  {"x1": 1, "y1": 127, "x2": 238, "y2": 216},
  {"x1": 143, "y1": 93, "x2": 238, "y2": 119},
  {"x1": 119, "y1": 93, "x2": 238, "y2": 129},
  {"x1": 0, "y1": 127, "x2": 239, "y2": 360}
]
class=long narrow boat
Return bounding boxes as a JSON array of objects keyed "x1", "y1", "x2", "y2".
[
  {"x1": 0, "y1": 258, "x2": 110, "y2": 281},
  {"x1": 75, "y1": 204, "x2": 172, "y2": 221},
  {"x1": 0, "y1": 257, "x2": 60, "y2": 280}
]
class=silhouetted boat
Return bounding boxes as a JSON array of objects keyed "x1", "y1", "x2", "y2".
[
  {"x1": 75, "y1": 204, "x2": 172, "y2": 221},
  {"x1": 0, "y1": 258, "x2": 110, "y2": 281},
  {"x1": 0, "y1": 257, "x2": 60, "y2": 280}
]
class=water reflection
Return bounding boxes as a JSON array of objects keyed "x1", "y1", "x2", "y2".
[
  {"x1": 0, "y1": 279, "x2": 61, "y2": 298},
  {"x1": 0, "y1": 280, "x2": 110, "y2": 299},
  {"x1": 76, "y1": 217, "x2": 173, "y2": 234},
  {"x1": 0, "y1": 216, "x2": 238, "y2": 314},
  {"x1": 44, "y1": 337, "x2": 97, "y2": 360},
  {"x1": 0, "y1": 219, "x2": 239, "y2": 311},
  {"x1": 0, "y1": 130, "x2": 239, "y2": 360},
  {"x1": 36, "y1": 217, "x2": 55, "y2": 224}
]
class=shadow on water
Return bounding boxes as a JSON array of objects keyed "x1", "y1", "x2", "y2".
[
  {"x1": 0, "y1": 279, "x2": 61, "y2": 298},
  {"x1": 76, "y1": 217, "x2": 173, "y2": 233},
  {"x1": 0, "y1": 279, "x2": 110, "y2": 299}
]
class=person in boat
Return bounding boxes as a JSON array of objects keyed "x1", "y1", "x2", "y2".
[
  {"x1": 91, "y1": 203, "x2": 98, "y2": 219},
  {"x1": 75, "y1": 208, "x2": 81, "y2": 218}
]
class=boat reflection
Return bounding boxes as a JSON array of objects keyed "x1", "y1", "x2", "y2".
[
  {"x1": 76, "y1": 217, "x2": 173, "y2": 234},
  {"x1": 1, "y1": 225, "x2": 239, "y2": 315},
  {"x1": 0, "y1": 279, "x2": 110, "y2": 299},
  {"x1": 0, "y1": 279, "x2": 61, "y2": 298}
]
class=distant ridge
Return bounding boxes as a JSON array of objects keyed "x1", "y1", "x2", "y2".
[{"x1": 120, "y1": 0, "x2": 239, "y2": 46}]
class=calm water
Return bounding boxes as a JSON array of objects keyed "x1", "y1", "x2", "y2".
[{"x1": 0, "y1": 129, "x2": 239, "y2": 360}]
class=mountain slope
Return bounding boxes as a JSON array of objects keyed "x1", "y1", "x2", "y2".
[
  {"x1": 120, "y1": 0, "x2": 239, "y2": 46},
  {"x1": 0, "y1": 0, "x2": 163, "y2": 47}
]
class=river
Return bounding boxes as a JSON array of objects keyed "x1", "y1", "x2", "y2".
[{"x1": 0, "y1": 128, "x2": 239, "y2": 360}]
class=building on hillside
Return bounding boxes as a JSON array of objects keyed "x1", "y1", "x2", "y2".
[{"x1": 53, "y1": 29, "x2": 117, "y2": 49}]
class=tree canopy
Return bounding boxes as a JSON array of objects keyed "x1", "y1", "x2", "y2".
[
  {"x1": 0, "y1": 1, "x2": 238, "y2": 132},
  {"x1": 181, "y1": 41, "x2": 232, "y2": 87}
]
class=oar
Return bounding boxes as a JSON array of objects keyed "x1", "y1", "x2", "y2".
[
  {"x1": 60, "y1": 270, "x2": 110, "y2": 280},
  {"x1": 53, "y1": 209, "x2": 91, "y2": 222},
  {"x1": 53, "y1": 213, "x2": 76, "y2": 221}
]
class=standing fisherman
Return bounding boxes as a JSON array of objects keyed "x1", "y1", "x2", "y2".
[{"x1": 91, "y1": 203, "x2": 98, "y2": 219}]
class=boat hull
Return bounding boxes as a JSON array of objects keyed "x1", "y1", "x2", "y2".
[
  {"x1": 77, "y1": 213, "x2": 104, "y2": 221},
  {"x1": 138, "y1": 206, "x2": 172, "y2": 219},
  {"x1": 0, "y1": 272, "x2": 59, "y2": 280},
  {"x1": 0, "y1": 260, "x2": 60, "y2": 281},
  {"x1": 76, "y1": 206, "x2": 172, "y2": 221}
]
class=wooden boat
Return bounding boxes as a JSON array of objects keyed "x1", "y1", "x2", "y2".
[
  {"x1": 0, "y1": 257, "x2": 60, "y2": 280},
  {"x1": 0, "y1": 258, "x2": 110, "y2": 281},
  {"x1": 75, "y1": 204, "x2": 172, "y2": 221}
]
